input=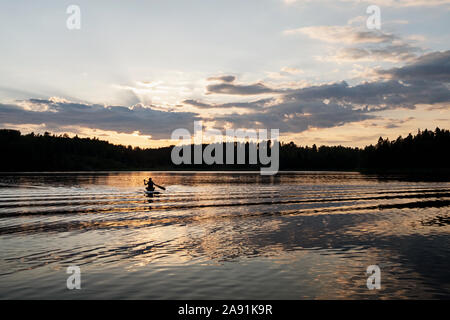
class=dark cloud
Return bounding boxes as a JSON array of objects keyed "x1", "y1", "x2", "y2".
[
  {"x1": 205, "y1": 50, "x2": 450, "y2": 134},
  {"x1": 337, "y1": 42, "x2": 420, "y2": 62},
  {"x1": 383, "y1": 117, "x2": 415, "y2": 129},
  {"x1": 285, "y1": 79, "x2": 450, "y2": 109},
  {"x1": 213, "y1": 100, "x2": 375, "y2": 133},
  {"x1": 0, "y1": 100, "x2": 199, "y2": 139},
  {"x1": 378, "y1": 50, "x2": 450, "y2": 82},
  {"x1": 182, "y1": 99, "x2": 212, "y2": 108},
  {"x1": 183, "y1": 98, "x2": 270, "y2": 110},
  {"x1": 2, "y1": 50, "x2": 448, "y2": 139},
  {"x1": 206, "y1": 82, "x2": 284, "y2": 95},
  {"x1": 207, "y1": 75, "x2": 236, "y2": 83}
]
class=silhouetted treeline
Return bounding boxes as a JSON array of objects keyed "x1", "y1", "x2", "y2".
[
  {"x1": 360, "y1": 128, "x2": 450, "y2": 171},
  {"x1": 0, "y1": 130, "x2": 172, "y2": 171},
  {"x1": 0, "y1": 128, "x2": 449, "y2": 172}
]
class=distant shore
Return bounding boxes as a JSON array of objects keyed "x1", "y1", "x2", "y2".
[
  {"x1": 1, "y1": 128, "x2": 449, "y2": 174},
  {"x1": 1, "y1": 168, "x2": 450, "y2": 176}
]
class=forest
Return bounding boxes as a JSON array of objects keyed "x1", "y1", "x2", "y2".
[{"x1": 0, "y1": 128, "x2": 449, "y2": 172}]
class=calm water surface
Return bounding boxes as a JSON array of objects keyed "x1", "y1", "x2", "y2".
[{"x1": 0, "y1": 171, "x2": 449, "y2": 299}]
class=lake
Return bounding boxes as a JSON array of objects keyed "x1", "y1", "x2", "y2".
[{"x1": 0, "y1": 171, "x2": 449, "y2": 299}]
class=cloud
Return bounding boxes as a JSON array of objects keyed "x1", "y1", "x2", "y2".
[
  {"x1": 266, "y1": 67, "x2": 304, "y2": 80},
  {"x1": 281, "y1": 67, "x2": 303, "y2": 75},
  {"x1": 207, "y1": 75, "x2": 236, "y2": 83},
  {"x1": 383, "y1": 117, "x2": 415, "y2": 129},
  {"x1": 183, "y1": 98, "x2": 271, "y2": 110},
  {"x1": 286, "y1": 78, "x2": 450, "y2": 109},
  {"x1": 0, "y1": 99, "x2": 199, "y2": 139},
  {"x1": 206, "y1": 82, "x2": 285, "y2": 95},
  {"x1": 284, "y1": 26, "x2": 396, "y2": 44},
  {"x1": 286, "y1": 25, "x2": 423, "y2": 62},
  {"x1": 2, "y1": 50, "x2": 449, "y2": 140},
  {"x1": 205, "y1": 50, "x2": 450, "y2": 133},
  {"x1": 182, "y1": 99, "x2": 212, "y2": 109},
  {"x1": 331, "y1": 42, "x2": 421, "y2": 62},
  {"x1": 214, "y1": 99, "x2": 375, "y2": 133},
  {"x1": 377, "y1": 50, "x2": 450, "y2": 82}
]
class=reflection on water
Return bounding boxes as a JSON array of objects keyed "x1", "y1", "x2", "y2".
[{"x1": 0, "y1": 171, "x2": 449, "y2": 299}]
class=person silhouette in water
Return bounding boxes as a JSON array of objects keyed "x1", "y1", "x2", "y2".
[
  {"x1": 144, "y1": 178, "x2": 155, "y2": 191},
  {"x1": 144, "y1": 178, "x2": 165, "y2": 192}
]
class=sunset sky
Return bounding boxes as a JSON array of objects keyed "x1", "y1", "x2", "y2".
[{"x1": 0, "y1": 0, "x2": 449, "y2": 147}]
